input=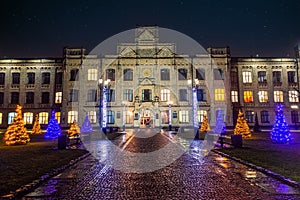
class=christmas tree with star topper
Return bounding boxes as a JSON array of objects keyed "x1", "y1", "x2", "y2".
[
  {"x1": 270, "y1": 104, "x2": 292, "y2": 144},
  {"x1": 45, "y1": 110, "x2": 61, "y2": 139}
]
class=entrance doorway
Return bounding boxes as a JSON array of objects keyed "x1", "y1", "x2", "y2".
[{"x1": 140, "y1": 108, "x2": 153, "y2": 128}]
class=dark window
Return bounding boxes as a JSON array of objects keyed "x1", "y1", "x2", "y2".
[
  {"x1": 26, "y1": 73, "x2": 35, "y2": 84},
  {"x1": 230, "y1": 71, "x2": 238, "y2": 86},
  {"x1": 288, "y1": 71, "x2": 297, "y2": 83},
  {"x1": 124, "y1": 69, "x2": 133, "y2": 81},
  {"x1": 161, "y1": 69, "x2": 170, "y2": 80},
  {"x1": 106, "y1": 89, "x2": 115, "y2": 102},
  {"x1": 26, "y1": 92, "x2": 34, "y2": 104},
  {"x1": 0, "y1": 92, "x2": 4, "y2": 104},
  {"x1": 214, "y1": 69, "x2": 224, "y2": 80},
  {"x1": 107, "y1": 110, "x2": 115, "y2": 124},
  {"x1": 106, "y1": 69, "x2": 115, "y2": 81},
  {"x1": 179, "y1": 89, "x2": 188, "y2": 101},
  {"x1": 56, "y1": 72, "x2": 63, "y2": 84},
  {"x1": 12, "y1": 73, "x2": 20, "y2": 84},
  {"x1": 142, "y1": 89, "x2": 152, "y2": 102},
  {"x1": 123, "y1": 89, "x2": 133, "y2": 102},
  {"x1": 261, "y1": 111, "x2": 270, "y2": 123},
  {"x1": 70, "y1": 69, "x2": 79, "y2": 81},
  {"x1": 178, "y1": 68, "x2": 187, "y2": 80},
  {"x1": 245, "y1": 111, "x2": 255, "y2": 123},
  {"x1": 41, "y1": 92, "x2": 50, "y2": 104},
  {"x1": 196, "y1": 68, "x2": 205, "y2": 80},
  {"x1": 291, "y1": 111, "x2": 299, "y2": 123},
  {"x1": 197, "y1": 89, "x2": 206, "y2": 102},
  {"x1": 42, "y1": 72, "x2": 50, "y2": 84},
  {"x1": 0, "y1": 73, "x2": 5, "y2": 85},
  {"x1": 11, "y1": 92, "x2": 19, "y2": 104},
  {"x1": 272, "y1": 71, "x2": 281, "y2": 84},
  {"x1": 87, "y1": 89, "x2": 97, "y2": 102},
  {"x1": 258, "y1": 71, "x2": 267, "y2": 83},
  {"x1": 69, "y1": 89, "x2": 79, "y2": 102}
]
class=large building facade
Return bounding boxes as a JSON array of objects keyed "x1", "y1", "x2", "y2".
[{"x1": 0, "y1": 27, "x2": 299, "y2": 130}]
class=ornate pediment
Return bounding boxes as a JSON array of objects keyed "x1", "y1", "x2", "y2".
[
  {"x1": 138, "y1": 77, "x2": 155, "y2": 85},
  {"x1": 135, "y1": 27, "x2": 158, "y2": 43},
  {"x1": 119, "y1": 47, "x2": 137, "y2": 57},
  {"x1": 156, "y1": 47, "x2": 175, "y2": 57}
]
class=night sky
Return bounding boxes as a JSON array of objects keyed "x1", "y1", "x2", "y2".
[{"x1": 1, "y1": 0, "x2": 300, "y2": 58}]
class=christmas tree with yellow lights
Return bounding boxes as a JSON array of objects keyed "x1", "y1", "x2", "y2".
[
  {"x1": 31, "y1": 114, "x2": 42, "y2": 134},
  {"x1": 4, "y1": 105, "x2": 30, "y2": 145},
  {"x1": 67, "y1": 121, "x2": 80, "y2": 137},
  {"x1": 200, "y1": 115, "x2": 210, "y2": 132},
  {"x1": 234, "y1": 110, "x2": 251, "y2": 138}
]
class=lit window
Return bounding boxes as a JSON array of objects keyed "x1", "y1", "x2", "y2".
[
  {"x1": 8, "y1": 112, "x2": 16, "y2": 124},
  {"x1": 274, "y1": 91, "x2": 283, "y2": 102},
  {"x1": 107, "y1": 110, "x2": 114, "y2": 124},
  {"x1": 68, "y1": 111, "x2": 78, "y2": 124},
  {"x1": 197, "y1": 110, "x2": 207, "y2": 123},
  {"x1": 88, "y1": 110, "x2": 96, "y2": 124},
  {"x1": 55, "y1": 92, "x2": 62, "y2": 104},
  {"x1": 258, "y1": 91, "x2": 268, "y2": 102},
  {"x1": 0, "y1": 113, "x2": 2, "y2": 124},
  {"x1": 24, "y1": 112, "x2": 33, "y2": 124},
  {"x1": 244, "y1": 91, "x2": 253, "y2": 103},
  {"x1": 215, "y1": 88, "x2": 225, "y2": 101},
  {"x1": 39, "y1": 112, "x2": 49, "y2": 124},
  {"x1": 179, "y1": 110, "x2": 189, "y2": 123},
  {"x1": 123, "y1": 89, "x2": 133, "y2": 102},
  {"x1": 161, "y1": 111, "x2": 169, "y2": 124},
  {"x1": 161, "y1": 89, "x2": 170, "y2": 101},
  {"x1": 261, "y1": 111, "x2": 269, "y2": 123},
  {"x1": 88, "y1": 69, "x2": 98, "y2": 81},
  {"x1": 231, "y1": 91, "x2": 238, "y2": 102},
  {"x1": 289, "y1": 91, "x2": 299, "y2": 102},
  {"x1": 55, "y1": 112, "x2": 61, "y2": 124},
  {"x1": 242, "y1": 71, "x2": 252, "y2": 83},
  {"x1": 126, "y1": 110, "x2": 133, "y2": 124}
]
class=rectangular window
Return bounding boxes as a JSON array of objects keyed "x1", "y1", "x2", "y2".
[
  {"x1": 242, "y1": 71, "x2": 252, "y2": 83},
  {"x1": 123, "y1": 89, "x2": 133, "y2": 102},
  {"x1": 8, "y1": 112, "x2": 17, "y2": 124},
  {"x1": 56, "y1": 72, "x2": 63, "y2": 84},
  {"x1": 288, "y1": 71, "x2": 297, "y2": 83},
  {"x1": 42, "y1": 92, "x2": 50, "y2": 104},
  {"x1": 0, "y1": 113, "x2": 2, "y2": 124},
  {"x1": 231, "y1": 91, "x2": 238, "y2": 102},
  {"x1": 26, "y1": 73, "x2": 35, "y2": 84},
  {"x1": 88, "y1": 69, "x2": 98, "y2": 81},
  {"x1": 107, "y1": 110, "x2": 115, "y2": 124},
  {"x1": 124, "y1": 69, "x2": 133, "y2": 81},
  {"x1": 215, "y1": 88, "x2": 225, "y2": 101},
  {"x1": 125, "y1": 111, "x2": 133, "y2": 124},
  {"x1": 24, "y1": 112, "x2": 33, "y2": 124},
  {"x1": 12, "y1": 73, "x2": 20, "y2": 84},
  {"x1": 55, "y1": 92, "x2": 62, "y2": 104},
  {"x1": 244, "y1": 91, "x2": 253, "y2": 103},
  {"x1": 274, "y1": 91, "x2": 283, "y2": 102},
  {"x1": 289, "y1": 91, "x2": 299, "y2": 102},
  {"x1": 87, "y1": 89, "x2": 97, "y2": 102},
  {"x1": 70, "y1": 69, "x2": 79, "y2": 81},
  {"x1": 179, "y1": 89, "x2": 188, "y2": 101},
  {"x1": 39, "y1": 112, "x2": 49, "y2": 124},
  {"x1": 258, "y1": 91, "x2": 268, "y2": 103},
  {"x1": 161, "y1": 111, "x2": 169, "y2": 124},
  {"x1": 197, "y1": 110, "x2": 207, "y2": 123},
  {"x1": 25, "y1": 92, "x2": 34, "y2": 104},
  {"x1": 273, "y1": 71, "x2": 282, "y2": 84},
  {"x1": 245, "y1": 111, "x2": 255, "y2": 123},
  {"x1": 142, "y1": 89, "x2": 152, "y2": 102},
  {"x1": 69, "y1": 89, "x2": 79, "y2": 102},
  {"x1": 68, "y1": 111, "x2": 78, "y2": 123},
  {"x1": 55, "y1": 112, "x2": 61, "y2": 124},
  {"x1": 106, "y1": 89, "x2": 115, "y2": 102},
  {"x1": 214, "y1": 68, "x2": 224, "y2": 80},
  {"x1": 258, "y1": 71, "x2": 267, "y2": 83},
  {"x1": 196, "y1": 68, "x2": 205, "y2": 80},
  {"x1": 291, "y1": 111, "x2": 299, "y2": 123},
  {"x1": 178, "y1": 69, "x2": 187, "y2": 80},
  {"x1": 230, "y1": 71, "x2": 238, "y2": 86},
  {"x1": 179, "y1": 110, "x2": 189, "y2": 123},
  {"x1": 197, "y1": 89, "x2": 206, "y2": 102},
  {"x1": 0, "y1": 73, "x2": 5, "y2": 85},
  {"x1": 106, "y1": 69, "x2": 115, "y2": 81},
  {"x1": 11, "y1": 92, "x2": 19, "y2": 104},
  {"x1": 88, "y1": 110, "x2": 97, "y2": 124},
  {"x1": 0, "y1": 92, "x2": 4, "y2": 104},
  {"x1": 261, "y1": 111, "x2": 270, "y2": 123},
  {"x1": 42, "y1": 72, "x2": 50, "y2": 84},
  {"x1": 161, "y1": 69, "x2": 170, "y2": 80},
  {"x1": 161, "y1": 89, "x2": 170, "y2": 101}
]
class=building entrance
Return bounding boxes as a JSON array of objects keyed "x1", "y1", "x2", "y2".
[{"x1": 140, "y1": 108, "x2": 153, "y2": 128}]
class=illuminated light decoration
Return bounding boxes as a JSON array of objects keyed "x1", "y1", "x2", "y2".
[
  {"x1": 45, "y1": 110, "x2": 61, "y2": 139},
  {"x1": 4, "y1": 105, "x2": 30, "y2": 145},
  {"x1": 200, "y1": 115, "x2": 210, "y2": 132},
  {"x1": 270, "y1": 104, "x2": 292, "y2": 144},
  {"x1": 80, "y1": 114, "x2": 92, "y2": 133},
  {"x1": 67, "y1": 120, "x2": 80, "y2": 137},
  {"x1": 234, "y1": 110, "x2": 251, "y2": 138},
  {"x1": 102, "y1": 86, "x2": 107, "y2": 129},
  {"x1": 31, "y1": 114, "x2": 42, "y2": 134},
  {"x1": 193, "y1": 87, "x2": 198, "y2": 128},
  {"x1": 214, "y1": 109, "x2": 226, "y2": 134}
]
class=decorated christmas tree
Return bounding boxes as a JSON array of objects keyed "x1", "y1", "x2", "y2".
[
  {"x1": 67, "y1": 120, "x2": 80, "y2": 137},
  {"x1": 270, "y1": 104, "x2": 292, "y2": 144},
  {"x1": 80, "y1": 114, "x2": 92, "y2": 133},
  {"x1": 45, "y1": 110, "x2": 61, "y2": 139},
  {"x1": 234, "y1": 110, "x2": 251, "y2": 138},
  {"x1": 4, "y1": 105, "x2": 30, "y2": 145},
  {"x1": 31, "y1": 114, "x2": 42, "y2": 134},
  {"x1": 200, "y1": 115, "x2": 210, "y2": 132},
  {"x1": 214, "y1": 110, "x2": 226, "y2": 134}
]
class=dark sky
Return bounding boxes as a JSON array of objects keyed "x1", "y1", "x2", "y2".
[{"x1": 1, "y1": 0, "x2": 300, "y2": 58}]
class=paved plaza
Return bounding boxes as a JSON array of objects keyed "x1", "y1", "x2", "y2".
[{"x1": 24, "y1": 129, "x2": 300, "y2": 200}]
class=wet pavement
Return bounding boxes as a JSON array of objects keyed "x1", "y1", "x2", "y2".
[{"x1": 23, "y1": 129, "x2": 300, "y2": 200}]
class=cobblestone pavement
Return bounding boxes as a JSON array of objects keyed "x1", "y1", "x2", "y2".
[{"x1": 23, "y1": 129, "x2": 300, "y2": 200}]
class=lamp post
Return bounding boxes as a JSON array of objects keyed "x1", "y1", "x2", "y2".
[
  {"x1": 98, "y1": 78, "x2": 111, "y2": 134},
  {"x1": 188, "y1": 78, "x2": 200, "y2": 138},
  {"x1": 167, "y1": 101, "x2": 173, "y2": 131}
]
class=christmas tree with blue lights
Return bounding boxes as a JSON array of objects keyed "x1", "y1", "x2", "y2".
[
  {"x1": 80, "y1": 114, "x2": 92, "y2": 133},
  {"x1": 45, "y1": 110, "x2": 61, "y2": 139},
  {"x1": 271, "y1": 104, "x2": 292, "y2": 144}
]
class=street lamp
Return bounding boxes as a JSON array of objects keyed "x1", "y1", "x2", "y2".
[
  {"x1": 167, "y1": 101, "x2": 173, "y2": 131},
  {"x1": 98, "y1": 78, "x2": 111, "y2": 134},
  {"x1": 188, "y1": 78, "x2": 200, "y2": 139}
]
